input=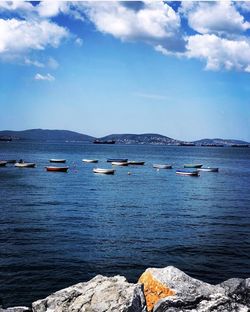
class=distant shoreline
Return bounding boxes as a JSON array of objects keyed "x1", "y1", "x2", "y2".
[{"x1": 0, "y1": 129, "x2": 249, "y2": 147}]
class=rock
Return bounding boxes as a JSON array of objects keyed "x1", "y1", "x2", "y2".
[
  {"x1": 138, "y1": 266, "x2": 250, "y2": 312},
  {"x1": 138, "y1": 271, "x2": 175, "y2": 311},
  {"x1": 219, "y1": 278, "x2": 250, "y2": 307},
  {"x1": 138, "y1": 266, "x2": 224, "y2": 311},
  {"x1": 0, "y1": 307, "x2": 30, "y2": 312},
  {"x1": 32, "y1": 275, "x2": 147, "y2": 312}
]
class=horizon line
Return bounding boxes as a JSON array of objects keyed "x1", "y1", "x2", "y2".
[{"x1": 0, "y1": 128, "x2": 249, "y2": 143}]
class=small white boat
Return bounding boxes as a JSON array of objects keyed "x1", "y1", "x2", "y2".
[
  {"x1": 50, "y1": 159, "x2": 66, "y2": 163},
  {"x1": 15, "y1": 162, "x2": 36, "y2": 168},
  {"x1": 153, "y1": 164, "x2": 172, "y2": 169},
  {"x1": 82, "y1": 159, "x2": 98, "y2": 163},
  {"x1": 111, "y1": 161, "x2": 128, "y2": 166},
  {"x1": 0, "y1": 161, "x2": 7, "y2": 167},
  {"x1": 197, "y1": 167, "x2": 219, "y2": 172},
  {"x1": 128, "y1": 161, "x2": 145, "y2": 165},
  {"x1": 176, "y1": 170, "x2": 199, "y2": 176},
  {"x1": 93, "y1": 168, "x2": 115, "y2": 174}
]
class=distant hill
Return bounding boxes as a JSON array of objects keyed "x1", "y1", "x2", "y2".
[
  {"x1": 0, "y1": 129, "x2": 249, "y2": 146},
  {"x1": 194, "y1": 138, "x2": 249, "y2": 146},
  {"x1": 100, "y1": 133, "x2": 180, "y2": 145},
  {"x1": 0, "y1": 129, "x2": 94, "y2": 142}
]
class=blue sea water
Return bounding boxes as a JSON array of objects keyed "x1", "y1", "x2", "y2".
[{"x1": 0, "y1": 141, "x2": 250, "y2": 307}]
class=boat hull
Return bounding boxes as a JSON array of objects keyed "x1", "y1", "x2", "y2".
[
  {"x1": 111, "y1": 162, "x2": 128, "y2": 166},
  {"x1": 0, "y1": 161, "x2": 7, "y2": 167},
  {"x1": 15, "y1": 163, "x2": 36, "y2": 168},
  {"x1": 128, "y1": 161, "x2": 145, "y2": 165},
  {"x1": 107, "y1": 158, "x2": 128, "y2": 163},
  {"x1": 49, "y1": 159, "x2": 66, "y2": 163},
  {"x1": 46, "y1": 166, "x2": 69, "y2": 172},
  {"x1": 197, "y1": 167, "x2": 219, "y2": 172},
  {"x1": 184, "y1": 164, "x2": 203, "y2": 168},
  {"x1": 153, "y1": 164, "x2": 172, "y2": 169},
  {"x1": 93, "y1": 168, "x2": 115, "y2": 174},
  {"x1": 176, "y1": 170, "x2": 199, "y2": 176},
  {"x1": 82, "y1": 159, "x2": 98, "y2": 163}
]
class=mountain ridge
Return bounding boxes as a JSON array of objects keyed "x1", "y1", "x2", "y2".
[
  {"x1": 0, "y1": 129, "x2": 249, "y2": 146},
  {"x1": 0, "y1": 129, "x2": 94, "y2": 142}
]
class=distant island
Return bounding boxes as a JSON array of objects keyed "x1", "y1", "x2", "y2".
[{"x1": 0, "y1": 129, "x2": 249, "y2": 147}]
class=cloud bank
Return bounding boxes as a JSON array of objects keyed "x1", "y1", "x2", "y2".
[{"x1": 1, "y1": 1, "x2": 250, "y2": 73}]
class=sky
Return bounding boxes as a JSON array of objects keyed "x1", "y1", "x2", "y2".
[{"x1": 0, "y1": 1, "x2": 250, "y2": 141}]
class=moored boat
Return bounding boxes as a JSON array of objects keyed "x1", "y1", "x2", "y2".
[
  {"x1": 49, "y1": 159, "x2": 66, "y2": 163},
  {"x1": 6, "y1": 159, "x2": 16, "y2": 164},
  {"x1": 107, "y1": 158, "x2": 128, "y2": 163},
  {"x1": 128, "y1": 161, "x2": 145, "y2": 165},
  {"x1": 15, "y1": 162, "x2": 36, "y2": 168},
  {"x1": 111, "y1": 161, "x2": 128, "y2": 166},
  {"x1": 184, "y1": 164, "x2": 203, "y2": 168},
  {"x1": 0, "y1": 161, "x2": 7, "y2": 167},
  {"x1": 93, "y1": 168, "x2": 115, "y2": 174},
  {"x1": 153, "y1": 164, "x2": 172, "y2": 169},
  {"x1": 82, "y1": 159, "x2": 98, "y2": 163},
  {"x1": 46, "y1": 166, "x2": 69, "y2": 172},
  {"x1": 176, "y1": 170, "x2": 199, "y2": 176},
  {"x1": 197, "y1": 167, "x2": 219, "y2": 172}
]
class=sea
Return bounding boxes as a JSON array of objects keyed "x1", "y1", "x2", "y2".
[{"x1": 0, "y1": 141, "x2": 249, "y2": 307}]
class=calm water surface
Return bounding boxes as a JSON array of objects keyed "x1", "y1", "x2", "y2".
[{"x1": 0, "y1": 141, "x2": 250, "y2": 306}]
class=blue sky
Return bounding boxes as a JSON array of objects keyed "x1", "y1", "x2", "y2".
[{"x1": 0, "y1": 1, "x2": 250, "y2": 141}]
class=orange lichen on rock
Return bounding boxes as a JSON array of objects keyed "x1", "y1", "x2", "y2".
[{"x1": 138, "y1": 271, "x2": 175, "y2": 311}]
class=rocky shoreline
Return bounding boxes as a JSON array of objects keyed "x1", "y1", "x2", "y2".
[{"x1": 1, "y1": 266, "x2": 249, "y2": 312}]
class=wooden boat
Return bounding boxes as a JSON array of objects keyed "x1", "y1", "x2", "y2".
[
  {"x1": 184, "y1": 164, "x2": 203, "y2": 168},
  {"x1": 153, "y1": 164, "x2": 172, "y2": 169},
  {"x1": 49, "y1": 159, "x2": 66, "y2": 163},
  {"x1": 15, "y1": 162, "x2": 36, "y2": 168},
  {"x1": 111, "y1": 161, "x2": 128, "y2": 166},
  {"x1": 128, "y1": 161, "x2": 145, "y2": 165},
  {"x1": 107, "y1": 158, "x2": 128, "y2": 163},
  {"x1": 82, "y1": 159, "x2": 98, "y2": 163},
  {"x1": 46, "y1": 166, "x2": 69, "y2": 172},
  {"x1": 197, "y1": 167, "x2": 219, "y2": 172},
  {"x1": 93, "y1": 168, "x2": 115, "y2": 174},
  {"x1": 0, "y1": 161, "x2": 7, "y2": 167},
  {"x1": 176, "y1": 170, "x2": 199, "y2": 176}
]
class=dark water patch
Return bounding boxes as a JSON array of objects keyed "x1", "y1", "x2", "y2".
[{"x1": 0, "y1": 143, "x2": 249, "y2": 306}]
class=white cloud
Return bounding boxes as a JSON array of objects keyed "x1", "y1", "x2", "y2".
[
  {"x1": 75, "y1": 37, "x2": 83, "y2": 47},
  {"x1": 0, "y1": 18, "x2": 68, "y2": 55},
  {"x1": 186, "y1": 34, "x2": 250, "y2": 72},
  {"x1": 181, "y1": 1, "x2": 250, "y2": 35},
  {"x1": 1, "y1": 0, "x2": 250, "y2": 74},
  {"x1": 24, "y1": 58, "x2": 44, "y2": 68},
  {"x1": 37, "y1": 1, "x2": 69, "y2": 18},
  {"x1": 236, "y1": 1, "x2": 250, "y2": 13},
  {"x1": 0, "y1": 1, "x2": 35, "y2": 17},
  {"x1": 79, "y1": 2, "x2": 180, "y2": 43},
  {"x1": 24, "y1": 56, "x2": 59, "y2": 69},
  {"x1": 34, "y1": 73, "x2": 55, "y2": 81}
]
